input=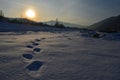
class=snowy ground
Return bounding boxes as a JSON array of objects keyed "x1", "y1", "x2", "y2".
[{"x1": 0, "y1": 31, "x2": 120, "y2": 80}]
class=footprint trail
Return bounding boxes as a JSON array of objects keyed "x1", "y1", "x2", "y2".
[{"x1": 21, "y1": 38, "x2": 45, "y2": 77}]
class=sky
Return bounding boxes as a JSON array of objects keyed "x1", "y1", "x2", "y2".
[{"x1": 0, "y1": 0, "x2": 120, "y2": 25}]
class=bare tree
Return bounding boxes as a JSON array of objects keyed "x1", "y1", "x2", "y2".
[
  {"x1": 54, "y1": 18, "x2": 59, "y2": 26},
  {"x1": 0, "y1": 10, "x2": 4, "y2": 19}
]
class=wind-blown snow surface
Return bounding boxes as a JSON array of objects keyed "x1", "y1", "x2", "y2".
[
  {"x1": 0, "y1": 31, "x2": 120, "y2": 80},
  {"x1": 0, "y1": 22, "x2": 75, "y2": 32}
]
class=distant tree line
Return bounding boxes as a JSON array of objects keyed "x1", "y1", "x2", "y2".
[
  {"x1": 0, "y1": 10, "x2": 67, "y2": 29},
  {"x1": 0, "y1": 10, "x2": 82, "y2": 30}
]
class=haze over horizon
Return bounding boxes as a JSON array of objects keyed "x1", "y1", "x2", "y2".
[{"x1": 0, "y1": 0, "x2": 120, "y2": 26}]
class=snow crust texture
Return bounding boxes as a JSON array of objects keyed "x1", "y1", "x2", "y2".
[{"x1": 0, "y1": 31, "x2": 120, "y2": 80}]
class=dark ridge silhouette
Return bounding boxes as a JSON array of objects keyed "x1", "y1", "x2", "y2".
[
  {"x1": 44, "y1": 20, "x2": 84, "y2": 28},
  {"x1": 0, "y1": 17, "x2": 83, "y2": 32},
  {"x1": 88, "y1": 15, "x2": 120, "y2": 33},
  {"x1": 0, "y1": 12, "x2": 86, "y2": 32}
]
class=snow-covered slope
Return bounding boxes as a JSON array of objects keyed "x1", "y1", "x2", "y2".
[
  {"x1": 88, "y1": 15, "x2": 120, "y2": 32},
  {"x1": 0, "y1": 22, "x2": 77, "y2": 32},
  {"x1": 81, "y1": 30, "x2": 120, "y2": 41},
  {"x1": 0, "y1": 31, "x2": 120, "y2": 80}
]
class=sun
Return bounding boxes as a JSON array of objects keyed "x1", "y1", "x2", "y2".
[{"x1": 25, "y1": 9, "x2": 35, "y2": 19}]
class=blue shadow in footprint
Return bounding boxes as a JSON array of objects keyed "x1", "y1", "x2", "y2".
[
  {"x1": 33, "y1": 48, "x2": 41, "y2": 52},
  {"x1": 26, "y1": 61, "x2": 44, "y2": 71},
  {"x1": 22, "y1": 54, "x2": 33, "y2": 59},
  {"x1": 32, "y1": 42, "x2": 39, "y2": 46},
  {"x1": 26, "y1": 45, "x2": 33, "y2": 48}
]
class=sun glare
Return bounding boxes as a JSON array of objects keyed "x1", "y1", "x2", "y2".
[{"x1": 26, "y1": 9, "x2": 35, "y2": 19}]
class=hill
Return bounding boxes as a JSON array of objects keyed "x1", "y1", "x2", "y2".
[
  {"x1": 88, "y1": 15, "x2": 120, "y2": 32},
  {"x1": 44, "y1": 20, "x2": 84, "y2": 28},
  {"x1": 0, "y1": 17, "x2": 81, "y2": 32}
]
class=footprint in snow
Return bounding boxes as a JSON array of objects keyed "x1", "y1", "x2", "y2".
[
  {"x1": 26, "y1": 61, "x2": 44, "y2": 71},
  {"x1": 33, "y1": 48, "x2": 41, "y2": 53},
  {"x1": 41, "y1": 38, "x2": 46, "y2": 40},
  {"x1": 35, "y1": 39, "x2": 41, "y2": 42},
  {"x1": 22, "y1": 54, "x2": 33, "y2": 59},
  {"x1": 31, "y1": 41, "x2": 35, "y2": 44},
  {"x1": 32, "y1": 42, "x2": 39, "y2": 46},
  {"x1": 67, "y1": 38, "x2": 72, "y2": 40},
  {"x1": 35, "y1": 38, "x2": 46, "y2": 42},
  {"x1": 26, "y1": 45, "x2": 34, "y2": 49},
  {"x1": 22, "y1": 54, "x2": 34, "y2": 63}
]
